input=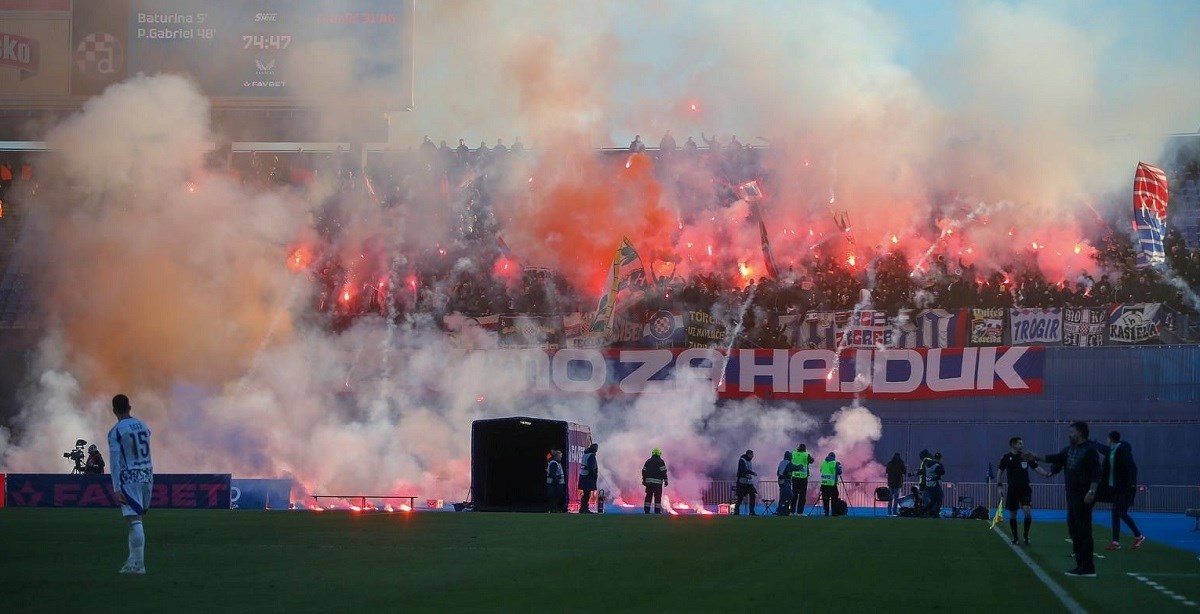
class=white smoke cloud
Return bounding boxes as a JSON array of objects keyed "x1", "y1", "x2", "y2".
[{"x1": 3, "y1": 0, "x2": 1197, "y2": 508}]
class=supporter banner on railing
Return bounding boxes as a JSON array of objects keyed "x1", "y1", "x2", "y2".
[
  {"x1": 3, "y1": 474, "x2": 232, "y2": 508},
  {"x1": 1009, "y1": 308, "x2": 1062, "y2": 345},
  {"x1": 499, "y1": 315, "x2": 564, "y2": 349},
  {"x1": 1063, "y1": 307, "x2": 1106, "y2": 346},
  {"x1": 683, "y1": 310, "x2": 726, "y2": 348},
  {"x1": 1108, "y1": 303, "x2": 1165, "y2": 344},
  {"x1": 969, "y1": 308, "x2": 1006, "y2": 347},
  {"x1": 641, "y1": 310, "x2": 686, "y2": 349},
  {"x1": 780, "y1": 309, "x2": 966, "y2": 350},
  {"x1": 491, "y1": 346, "x2": 1044, "y2": 400},
  {"x1": 897, "y1": 309, "x2": 968, "y2": 349}
]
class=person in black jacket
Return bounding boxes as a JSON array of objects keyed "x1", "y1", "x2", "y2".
[
  {"x1": 1025, "y1": 421, "x2": 1102, "y2": 577},
  {"x1": 578, "y1": 443, "x2": 599, "y2": 514},
  {"x1": 641, "y1": 448, "x2": 668, "y2": 514},
  {"x1": 1100, "y1": 431, "x2": 1146, "y2": 550},
  {"x1": 885, "y1": 453, "x2": 905, "y2": 516},
  {"x1": 734, "y1": 450, "x2": 757, "y2": 515},
  {"x1": 83, "y1": 444, "x2": 105, "y2": 475}
]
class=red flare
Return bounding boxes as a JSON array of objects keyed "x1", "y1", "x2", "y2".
[{"x1": 286, "y1": 245, "x2": 312, "y2": 272}]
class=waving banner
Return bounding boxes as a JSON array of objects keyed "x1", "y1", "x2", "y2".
[{"x1": 1133, "y1": 162, "x2": 1169, "y2": 268}]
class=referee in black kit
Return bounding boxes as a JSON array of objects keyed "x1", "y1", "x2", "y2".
[{"x1": 998, "y1": 437, "x2": 1049, "y2": 545}]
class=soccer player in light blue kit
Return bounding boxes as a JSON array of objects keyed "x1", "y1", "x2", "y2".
[{"x1": 107, "y1": 393, "x2": 153, "y2": 575}]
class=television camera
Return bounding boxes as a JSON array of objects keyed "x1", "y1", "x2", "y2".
[{"x1": 63, "y1": 439, "x2": 88, "y2": 474}]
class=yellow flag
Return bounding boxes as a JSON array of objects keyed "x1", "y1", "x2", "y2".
[{"x1": 989, "y1": 496, "x2": 1005, "y2": 529}]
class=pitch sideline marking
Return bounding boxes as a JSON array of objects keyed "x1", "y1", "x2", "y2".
[
  {"x1": 1127, "y1": 573, "x2": 1200, "y2": 609},
  {"x1": 992, "y1": 526, "x2": 1086, "y2": 614}
]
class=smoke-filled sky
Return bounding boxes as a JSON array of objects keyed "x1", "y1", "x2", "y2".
[{"x1": 1, "y1": 0, "x2": 1197, "y2": 508}]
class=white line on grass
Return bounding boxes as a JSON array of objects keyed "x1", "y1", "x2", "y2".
[
  {"x1": 993, "y1": 526, "x2": 1086, "y2": 614},
  {"x1": 1127, "y1": 573, "x2": 1200, "y2": 609}
]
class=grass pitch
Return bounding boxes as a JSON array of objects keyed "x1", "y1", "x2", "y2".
[{"x1": 1, "y1": 509, "x2": 1198, "y2": 613}]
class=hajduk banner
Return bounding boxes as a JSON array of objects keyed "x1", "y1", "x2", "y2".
[
  {"x1": 1009, "y1": 308, "x2": 1062, "y2": 345},
  {"x1": 970, "y1": 308, "x2": 1006, "y2": 346},
  {"x1": 482, "y1": 346, "x2": 1045, "y2": 400},
  {"x1": 1107, "y1": 303, "x2": 1164, "y2": 344},
  {"x1": 1062, "y1": 307, "x2": 1106, "y2": 347}
]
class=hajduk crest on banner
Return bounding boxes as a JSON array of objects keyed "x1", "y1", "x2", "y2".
[{"x1": 1132, "y1": 162, "x2": 1168, "y2": 268}]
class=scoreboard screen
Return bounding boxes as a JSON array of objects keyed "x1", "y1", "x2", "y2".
[{"x1": 124, "y1": 0, "x2": 413, "y2": 107}]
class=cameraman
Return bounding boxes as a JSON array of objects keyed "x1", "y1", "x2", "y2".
[{"x1": 84, "y1": 443, "x2": 105, "y2": 474}]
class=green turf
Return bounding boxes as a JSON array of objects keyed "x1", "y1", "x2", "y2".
[
  {"x1": 0, "y1": 509, "x2": 1195, "y2": 613},
  {"x1": 1017, "y1": 524, "x2": 1200, "y2": 613}
]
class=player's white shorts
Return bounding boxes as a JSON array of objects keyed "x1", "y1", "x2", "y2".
[{"x1": 118, "y1": 482, "x2": 153, "y2": 517}]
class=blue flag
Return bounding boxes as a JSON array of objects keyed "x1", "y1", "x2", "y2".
[{"x1": 987, "y1": 463, "x2": 995, "y2": 482}]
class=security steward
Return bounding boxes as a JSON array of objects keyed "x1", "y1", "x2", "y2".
[
  {"x1": 819, "y1": 452, "x2": 842, "y2": 516},
  {"x1": 546, "y1": 449, "x2": 565, "y2": 512},
  {"x1": 790, "y1": 443, "x2": 814, "y2": 516},
  {"x1": 776, "y1": 451, "x2": 795, "y2": 516},
  {"x1": 641, "y1": 448, "x2": 668, "y2": 514},
  {"x1": 734, "y1": 449, "x2": 758, "y2": 515},
  {"x1": 578, "y1": 443, "x2": 599, "y2": 513}
]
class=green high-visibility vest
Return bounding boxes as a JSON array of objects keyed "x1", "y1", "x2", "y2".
[
  {"x1": 820, "y1": 460, "x2": 837, "y2": 486},
  {"x1": 791, "y1": 451, "x2": 810, "y2": 478}
]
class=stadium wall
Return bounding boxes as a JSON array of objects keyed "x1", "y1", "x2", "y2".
[{"x1": 796, "y1": 346, "x2": 1200, "y2": 486}]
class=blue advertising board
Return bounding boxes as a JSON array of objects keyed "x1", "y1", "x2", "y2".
[
  {"x1": 230, "y1": 478, "x2": 292, "y2": 509},
  {"x1": 4, "y1": 473, "x2": 232, "y2": 508}
]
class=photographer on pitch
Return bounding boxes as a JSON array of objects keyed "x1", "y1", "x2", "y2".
[{"x1": 84, "y1": 444, "x2": 106, "y2": 474}]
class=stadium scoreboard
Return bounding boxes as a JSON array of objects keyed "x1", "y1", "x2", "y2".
[{"x1": 0, "y1": 0, "x2": 415, "y2": 110}]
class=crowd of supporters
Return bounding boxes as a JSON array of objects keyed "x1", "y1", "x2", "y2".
[
  {"x1": 5, "y1": 137, "x2": 1200, "y2": 339},
  {"x1": 246, "y1": 136, "x2": 1200, "y2": 334}
]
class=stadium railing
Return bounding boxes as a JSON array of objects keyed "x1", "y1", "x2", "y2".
[{"x1": 700, "y1": 480, "x2": 1200, "y2": 514}]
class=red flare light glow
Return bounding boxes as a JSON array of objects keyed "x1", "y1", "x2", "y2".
[{"x1": 287, "y1": 245, "x2": 313, "y2": 272}]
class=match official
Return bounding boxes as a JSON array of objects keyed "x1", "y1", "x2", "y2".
[
  {"x1": 107, "y1": 394, "x2": 153, "y2": 575},
  {"x1": 998, "y1": 437, "x2": 1046, "y2": 545}
]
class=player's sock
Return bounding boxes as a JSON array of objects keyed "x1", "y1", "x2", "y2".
[
  {"x1": 129, "y1": 520, "x2": 145, "y2": 566},
  {"x1": 1009, "y1": 517, "x2": 1018, "y2": 540},
  {"x1": 1023, "y1": 515, "x2": 1032, "y2": 538}
]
